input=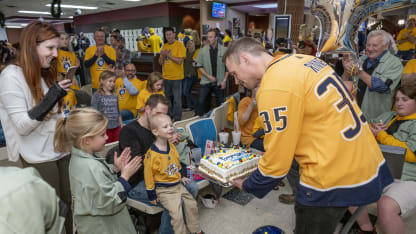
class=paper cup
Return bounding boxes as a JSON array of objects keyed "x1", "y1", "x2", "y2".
[
  {"x1": 232, "y1": 131, "x2": 241, "y2": 146},
  {"x1": 191, "y1": 148, "x2": 202, "y2": 165},
  {"x1": 219, "y1": 132, "x2": 229, "y2": 145}
]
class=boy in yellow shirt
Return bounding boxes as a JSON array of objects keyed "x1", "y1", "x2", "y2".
[{"x1": 144, "y1": 114, "x2": 203, "y2": 234}]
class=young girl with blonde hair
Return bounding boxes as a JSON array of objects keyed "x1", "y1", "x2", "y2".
[
  {"x1": 54, "y1": 108, "x2": 142, "y2": 234},
  {"x1": 136, "y1": 71, "x2": 165, "y2": 115},
  {"x1": 91, "y1": 70, "x2": 123, "y2": 143}
]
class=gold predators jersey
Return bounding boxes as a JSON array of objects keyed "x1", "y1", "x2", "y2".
[
  {"x1": 57, "y1": 49, "x2": 77, "y2": 74},
  {"x1": 243, "y1": 54, "x2": 393, "y2": 207},
  {"x1": 144, "y1": 143, "x2": 182, "y2": 201}
]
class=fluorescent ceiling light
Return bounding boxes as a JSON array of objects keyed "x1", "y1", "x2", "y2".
[
  {"x1": 45, "y1": 4, "x2": 97, "y2": 10},
  {"x1": 123, "y1": 0, "x2": 141, "y2": 2},
  {"x1": 21, "y1": 23, "x2": 28, "y2": 26},
  {"x1": 398, "y1": 19, "x2": 405, "y2": 25},
  {"x1": 18, "y1": 10, "x2": 51, "y2": 15},
  {"x1": 6, "y1": 25, "x2": 22, "y2": 28},
  {"x1": 252, "y1": 3, "x2": 278, "y2": 8}
]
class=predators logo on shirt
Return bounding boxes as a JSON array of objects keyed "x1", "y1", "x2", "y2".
[
  {"x1": 61, "y1": 56, "x2": 72, "y2": 70},
  {"x1": 57, "y1": 49, "x2": 77, "y2": 73},
  {"x1": 164, "y1": 164, "x2": 179, "y2": 176},
  {"x1": 118, "y1": 85, "x2": 126, "y2": 96}
]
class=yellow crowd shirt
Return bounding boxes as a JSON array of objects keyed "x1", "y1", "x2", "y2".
[
  {"x1": 136, "y1": 88, "x2": 165, "y2": 116},
  {"x1": 403, "y1": 59, "x2": 416, "y2": 74},
  {"x1": 57, "y1": 49, "x2": 77, "y2": 73},
  {"x1": 257, "y1": 54, "x2": 386, "y2": 193},
  {"x1": 222, "y1": 35, "x2": 232, "y2": 45},
  {"x1": 148, "y1": 34, "x2": 162, "y2": 53},
  {"x1": 237, "y1": 97, "x2": 258, "y2": 146},
  {"x1": 115, "y1": 77, "x2": 147, "y2": 117},
  {"x1": 177, "y1": 32, "x2": 186, "y2": 43},
  {"x1": 252, "y1": 116, "x2": 264, "y2": 139},
  {"x1": 137, "y1": 40, "x2": 151, "y2": 52},
  {"x1": 161, "y1": 40, "x2": 186, "y2": 80},
  {"x1": 84, "y1": 45, "x2": 116, "y2": 89},
  {"x1": 193, "y1": 48, "x2": 201, "y2": 79},
  {"x1": 397, "y1": 28, "x2": 416, "y2": 51}
]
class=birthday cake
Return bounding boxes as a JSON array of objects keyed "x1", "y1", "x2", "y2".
[{"x1": 198, "y1": 147, "x2": 261, "y2": 184}]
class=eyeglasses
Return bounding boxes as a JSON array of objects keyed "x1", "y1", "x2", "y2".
[{"x1": 125, "y1": 70, "x2": 136, "y2": 72}]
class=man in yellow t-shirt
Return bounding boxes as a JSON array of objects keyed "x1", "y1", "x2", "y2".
[
  {"x1": 115, "y1": 63, "x2": 147, "y2": 118},
  {"x1": 148, "y1": 28, "x2": 162, "y2": 53},
  {"x1": 84, "y1": 29, "x2": 116, "y2": 91},
  {"x1": 158, "y1": 27, "x2": 186, "y2": 121},
  {"x1": 397, "y1": 19, "x2": 416, "y2": 60},
  {"x1": 402, "y1": 59, "x2": 416, "y2": 84},
  {"x1": 137, "y1": 36, "x2": 151, "y2": 53}
]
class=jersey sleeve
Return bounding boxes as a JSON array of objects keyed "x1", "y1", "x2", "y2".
[
  {"x1": 243, "y1": 89, "x2": 303, "y2": 198},
  {"x1": 143, "y1": 150, "x2": 157, "y2": 201},
  {"x1": 377, "y1": 124, "x2": 416, "y2": 163},
  {"x1": 84, "y1": 46, "x2": 95, "y2": 60}
]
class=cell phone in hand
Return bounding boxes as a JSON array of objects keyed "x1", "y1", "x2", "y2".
[{"x1": 66, "y1": 66, "x2": 77, "y2": 82}]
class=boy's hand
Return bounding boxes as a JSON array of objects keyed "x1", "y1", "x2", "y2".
[
  {"x1": 113, "y1": 147, "x2": 131, "y2": 173},
  {"x1": 149, "y1": 199, "x2": 158, "y2": 205},
  {"x1": 120, "y1": 156, "x2": 142, "y2": 181},
  {"x1": 168, "y1": 133, "x2": 181, "y2": 145},
  {"x1": 181, "y1": 177, "x2": 191, "y2": 184}
]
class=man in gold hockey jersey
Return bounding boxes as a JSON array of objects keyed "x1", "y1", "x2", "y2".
[{"x1": 225, "y1": 38, "x2": 393, "y2": 234}]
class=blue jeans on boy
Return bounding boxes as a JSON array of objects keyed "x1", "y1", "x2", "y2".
[
  {"x1": 196, "y1": 83, "x2": 225, "y2": 116},
  {"x1": 183, "y1": 76, "x2": 197, "y2": 109},
  {"x1": 127, "y1": 180, "x2": 198, "y2": 234},
  {"x1": 164, "y1": 79, "x2": 183, "y2": 121}
]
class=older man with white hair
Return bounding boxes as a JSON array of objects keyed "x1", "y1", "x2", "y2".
[{"x1": 343, "y1": 30, "x2": 403, "y2": 120}]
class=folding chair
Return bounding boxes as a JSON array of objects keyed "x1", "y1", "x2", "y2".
[
  {"x1": 173, "y1": 116, "x2": 199, "y2": 133},
  {"x1": 210, "y1": 101, "x2": 229, "y2": 133},
  {"x1": 185, "y1": 118, "x2": 217, "y2": 155}
]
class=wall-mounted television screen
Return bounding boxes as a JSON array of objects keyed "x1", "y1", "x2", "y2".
[{"x1": 212, "y1": 2, "x2": 226, "y2": 18}]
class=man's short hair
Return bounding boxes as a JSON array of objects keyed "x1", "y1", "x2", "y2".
[
  {"x1": 208, "y1": 28, "x2": 217, "y2": 37},
  {"x1": 94, "y1": 29, "x2": 105, "y2": 35},
  {"x1": 397, "y1": 77, "x2": 416, "y2": 100},
  {"x1": 117, "y1": 36, "x2": 125, "y2": 42},
  {"x1": 222, "y1": 37, "x2": 267, "y2": 64},
  {"x1": 165, "y1": 27, "x2": 175, "y2": 34},
  {"x1": 145, "y1": 94, "x2": 170, "y2": 109}
]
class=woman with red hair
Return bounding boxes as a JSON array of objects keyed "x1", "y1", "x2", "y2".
[{"x1": 0, "y1": 21, "x2": 73, "y2": 233}]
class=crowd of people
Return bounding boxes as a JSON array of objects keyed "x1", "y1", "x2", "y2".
[{"x1": 0, "y1": 17, "x2": 416, "y2": 234}]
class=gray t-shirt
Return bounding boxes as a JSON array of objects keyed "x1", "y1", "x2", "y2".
[{"x1": 91, "y1": 92, "x2": 120, "y2": 129}]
